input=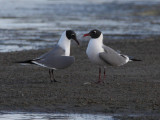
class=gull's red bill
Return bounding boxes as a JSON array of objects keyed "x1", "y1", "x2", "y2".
[{"x1": 83, "y1": 33, "x2": 90, "y2": 37}]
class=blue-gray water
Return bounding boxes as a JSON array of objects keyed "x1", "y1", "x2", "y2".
[
  {"x1": 0, "y1": 112, "x2": 115, "y2": 120},
  {"x1": 0, "y1": 0, "x2": 160, "y2": 52},
  {"x1": 1, "y1": 112, "x2": 159, "y2": 120}
]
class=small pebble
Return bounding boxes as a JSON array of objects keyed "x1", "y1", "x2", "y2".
[{"x1": 83, "y1": 82, "x2": 91, "y2": 85}]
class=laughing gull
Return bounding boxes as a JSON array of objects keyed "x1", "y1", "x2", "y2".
[
  {"x1": 17, "y1": 30, "x2": 79, "y2": 83},
  {"x1": 83, "y1": 29, "x2": 141, "y2": 83}
]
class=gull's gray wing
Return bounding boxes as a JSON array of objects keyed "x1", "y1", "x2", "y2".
[
  {"x1": 99, "y1": 45, "x2": 127, "y2": 66},
  {"x1": 16, "y1": 44, "x2": 75, "y2": 69},
  {"x1": 35, "y1": 44, "x2": 65, "y2": 60},
  {"x1": 33, "y1": 56, "x2": 75, "y2": 69},
  {"x1": 32, "y1": 44, "x2": 74, "y2": 69}
]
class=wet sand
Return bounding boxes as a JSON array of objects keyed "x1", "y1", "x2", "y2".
[{"x1": 0, "y1": 38, "x2": 160, "y2": 119}]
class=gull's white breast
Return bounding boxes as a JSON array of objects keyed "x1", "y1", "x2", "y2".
[{"x1": 86, "y1": 38, "x2": 105, "y2": 66}]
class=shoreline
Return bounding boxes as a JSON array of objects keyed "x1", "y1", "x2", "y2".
[{"x1": 0, "y1": 38, "x2": 160, "y2": 117}]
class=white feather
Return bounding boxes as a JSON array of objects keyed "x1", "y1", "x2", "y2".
[
  {"x1": 32, "y1": 61, "x2": 56, "y2": 70},
  {"x1": 58, "y1": 31, "x2": 71, "y2": 56}
]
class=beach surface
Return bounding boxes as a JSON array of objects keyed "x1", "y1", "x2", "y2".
[{"x1": 0, "y1": 37, "x2": 160, "y2": 119}]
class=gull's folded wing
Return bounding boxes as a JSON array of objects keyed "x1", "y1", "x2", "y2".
[
  {"x1": 99, "y1": 45, "x2": 127, "y2": 66},
  {"x1": 34, "y1": 56, "x2": 75, "y2": 69}
]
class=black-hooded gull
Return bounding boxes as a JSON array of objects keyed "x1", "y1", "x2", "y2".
[
  {"x1": 84, "y1": 29, "x2": 141, "y2": 84},
  {"x1": 17, "y1": 30, "x2": 79, "y2": 83}
]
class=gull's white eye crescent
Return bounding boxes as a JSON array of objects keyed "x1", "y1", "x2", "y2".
[
  {"x1": 93, "y1": 31, "x2": 96, "y2": 33},
  {"x1": 71, "y1": 34, "x2": 75, "y2": 36}
]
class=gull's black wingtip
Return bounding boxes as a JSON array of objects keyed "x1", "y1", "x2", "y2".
[
  {"x1": 14, "y1": 60, "x2": 34, "y2": 64},
  {"x1": 130, "y1": 58, "x2": 142, "y2": 61}
]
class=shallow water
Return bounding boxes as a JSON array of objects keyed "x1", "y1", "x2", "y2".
[
  {"x1": 0, "y1": 112, "x2": 115, "y2": 120},
  {"x1": 0, "y1": 0, "x2": 160, "y2": 52},
  {"x1": 1, "y1": 112, "x2": 159, "y2": 120}
]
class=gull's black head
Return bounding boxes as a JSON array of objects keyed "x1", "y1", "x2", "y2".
[
  {"x1": 66, "y1": 30, "x2": 79, "y2": 45},
  {"x1": 83, "y1": 29, "x2": 101, "y2": 39}
]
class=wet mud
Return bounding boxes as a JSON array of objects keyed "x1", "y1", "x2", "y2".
[{"x1": 0, "y1": 38, "x2": 160, "y2": 119}]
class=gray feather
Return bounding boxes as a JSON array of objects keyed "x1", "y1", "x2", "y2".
[
  {"x1": 32, "y1": 45, "x2": 74, "y2": 69},
  {"x1": 99, "y1": 45, "x2": 127, "y2": 66},
  {"x1": 35, "y1": 45, "x2": 65, "y2": 60},
  {"x1": 35, "y1": 56, "x2": 75, "y2": 69}
]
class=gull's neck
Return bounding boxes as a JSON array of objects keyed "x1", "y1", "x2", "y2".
[
  {"x1": 58, "y1": 31, "x2": 71, "y2": 56},
  {"x1": 86, "y1": 33, "x2": 104, "y2": 55},
  {"x1": 89, "y1": 33, "x2": 103, "y2": 47}
]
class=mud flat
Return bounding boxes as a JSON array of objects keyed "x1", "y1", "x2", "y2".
[{"x1": 0, "y1": 37, "x2": 160, "y2": 119}]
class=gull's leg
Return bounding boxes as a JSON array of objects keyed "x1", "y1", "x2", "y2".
[
  {"x1": 51, "y1": 69, "x2": 59, "y2": 82},
  {"x1": 96, "y1": 67, "x2": 101, "y2": 83},
  {"x1": 49, "y1": 69, "x2": 53, "y2": 83},
  {"x1": 103, "y1": 67, "x2": 106, "y2": 84}
]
